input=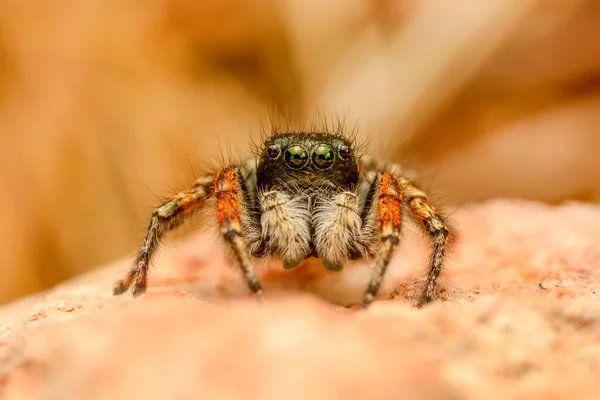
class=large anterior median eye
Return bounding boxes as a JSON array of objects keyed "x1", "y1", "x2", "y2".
[
  {"x1": 284, "y1": 145, "x2": 309, "y2": 169},
  {"x1": 312, "y1": 144, "x2": 335, "y2": 169}
]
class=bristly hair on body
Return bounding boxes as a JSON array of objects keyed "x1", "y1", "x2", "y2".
[{"x1": 249, "y1": 110, "x2": 368, "y2": 161}]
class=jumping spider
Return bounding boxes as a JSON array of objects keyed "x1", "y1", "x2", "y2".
[{"x1": 113, "y1": 130, "x2": 450, "y2": 308}]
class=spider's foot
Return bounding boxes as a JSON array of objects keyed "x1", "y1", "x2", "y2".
[
  {"x1": 324, "y1": 261, "x2": 343, "y2": 272},
  {"x1": 416, "y1": 294, "x2": 433, "y2": 308},
  {"x1": 131, "y1": 278, "x2": 148, "y2": 297},
  {"x1": 283, "y1": 258, "x2": 303, "y2": 270},
  {"x1": 358, "y1": 293, "x2": 374, "y2": 310},
  {"x1": 113, "y1": 281, "x2": 128, "y2": 296},
  {"x1": 131, "y1": 285, "x2": 147, "y2": 297}
]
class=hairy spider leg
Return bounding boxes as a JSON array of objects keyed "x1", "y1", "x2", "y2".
[
  {"x1": 400, "y1": 178, "x2": 449, "y2": 307},
  {"x1": 113, "y1": 174, "x2": 215, "y2": 296},
  {"x1": 214, "y1": 168, "x2": 263, "y2": 296},
  {"x1": 360, "y1": 172, "x2": 403, "y2": 309}
]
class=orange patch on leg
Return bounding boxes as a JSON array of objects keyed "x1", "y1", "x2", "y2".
[
  {"x1": 215, "y1": 168, "x2": 241, "y2": 227},
  {"x1": 378, "y1": 172, "x2": 402, "y2": 232}
]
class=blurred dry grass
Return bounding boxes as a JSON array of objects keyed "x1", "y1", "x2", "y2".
[{"x1": 0, "y1": 0, "x2": 599, "y2": 303}]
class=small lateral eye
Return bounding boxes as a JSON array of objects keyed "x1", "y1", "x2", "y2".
[
  {"x1": 284, "y1": 145, "x2": 309, "y2": 169},
  {"x1": 267, "y1": 144, "x2": 281, "y2": 159},
  {"x1": 312, "y1": 144, "x2": 335, "y2": 169},
  {"x1": 339, "y1": 145, "x2": 351, "y2": 159}
]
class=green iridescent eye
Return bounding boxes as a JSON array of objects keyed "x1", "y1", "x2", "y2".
[
  {"x1": 284, "y1": 145, "x2": 309, "y2": 169},
  {"x1": 312, "y1": 144, "x2": 335, "y2": 169}
]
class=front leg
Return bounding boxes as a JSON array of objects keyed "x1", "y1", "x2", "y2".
[
  {"x1": 360, "y1": 159, "x2": 450, "y2": 307},
  {"x1": 215, "y1": 168, "x2": 263, "y2": 295},
  {"x1": 400, "y1": 178, "x2": 450, "y2": 307},
  {"x1": 360, "y1": 172, "x2": 403, "y2": 309},
  {"x1": 113, "y1": 174, "x2": 215, "y2": 296}
]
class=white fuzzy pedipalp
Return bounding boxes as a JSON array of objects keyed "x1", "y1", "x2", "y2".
[
  {"x1": 312, "y1": 191, "x2": 364, "y2": 267},
  {"x1": 259, "y1": 190, "x2": 312, "y2": 265}
]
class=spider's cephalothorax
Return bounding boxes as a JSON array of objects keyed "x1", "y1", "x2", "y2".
[
  {"x1": 113, "y1": 131, "x2": 450, "y2": 309},
  {"x1": 256, "y1": 132, "x2": 360, "y2": 193}
]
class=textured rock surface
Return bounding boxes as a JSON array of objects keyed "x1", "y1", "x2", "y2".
[{"x1": 1, "y1": 199, "x2": 600, "y2": 399}]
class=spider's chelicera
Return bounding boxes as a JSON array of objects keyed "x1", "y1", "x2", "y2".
[{"x1": 113, "y1": 131, "x2": 450, "y2": 309}]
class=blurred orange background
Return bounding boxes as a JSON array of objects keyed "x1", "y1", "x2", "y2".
[{"x1": 1, "y1": 0, "x2": 599, "y2": 304}]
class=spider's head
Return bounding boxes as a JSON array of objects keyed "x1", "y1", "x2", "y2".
[{"x1": 256, "y1": 132, "x2": 360, "y2": 192}]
